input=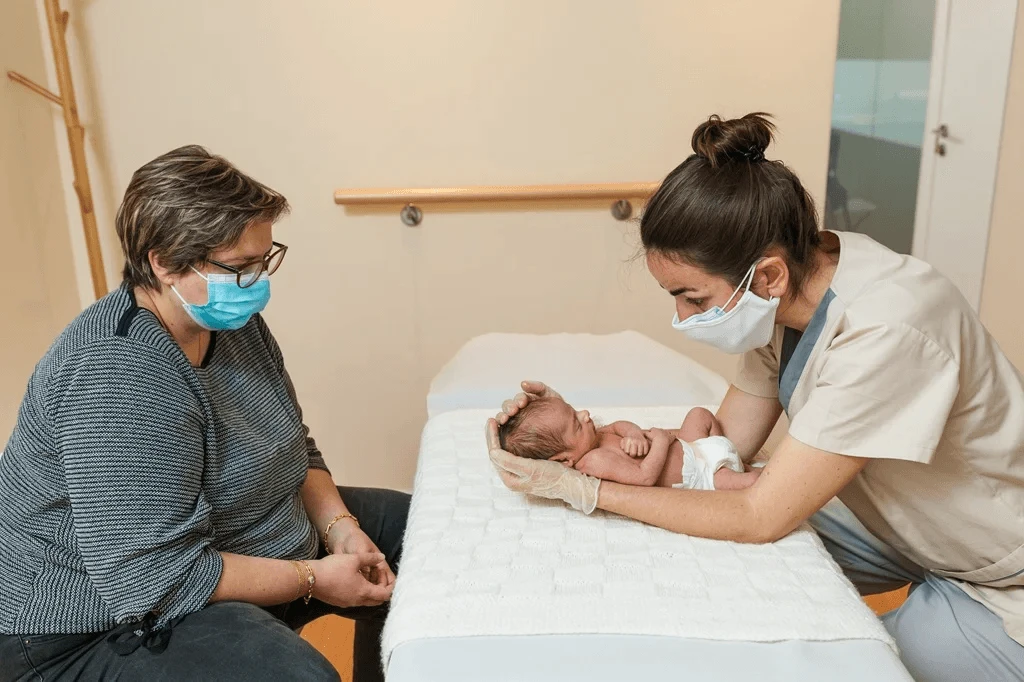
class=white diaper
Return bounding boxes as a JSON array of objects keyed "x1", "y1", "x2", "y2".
[{"x1": 674, "y1": 436, "x2": 745, "y2": 491}]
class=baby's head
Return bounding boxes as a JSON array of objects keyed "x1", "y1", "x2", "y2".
[{"x1": 497, "y1": 396, "x2": 598, "y2": 467}]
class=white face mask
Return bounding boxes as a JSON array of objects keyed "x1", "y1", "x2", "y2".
[{"x1": 671, "y1": 262, "x2": 780, "y2": 354}]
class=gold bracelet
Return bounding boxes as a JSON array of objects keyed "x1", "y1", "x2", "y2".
[
  {"x1": 323, "y1": 512, "x2": 359, "y2": 553},
  {"x1": 290, "y1": 561, "x2": 308, "y2": 601},
  {"x1": 296, "y1": 559, "x2": 315, "y2": 604}
]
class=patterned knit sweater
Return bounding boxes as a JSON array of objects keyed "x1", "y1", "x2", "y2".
[{"x1": 0, "y1": 284, "x2": 327, "y2": 634}]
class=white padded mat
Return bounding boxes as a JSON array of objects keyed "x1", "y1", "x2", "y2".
[
  {"x1": 382, "y1": 407, "x2": 895, "y2": 669},
  {"x1": 387, "y1": 636, "x2": 913, "y2": 682},
  {"x1": 427, "y1": 331, "x2": 729, "y2": 417}
]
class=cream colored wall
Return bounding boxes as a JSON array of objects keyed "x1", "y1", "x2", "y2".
[
  {"x1": 0, "y1": 1, "x2": 80, "y2": 437},
  {"x1": 980, "y1": 10, "x2": 1024, "y2": 368},
  {"x1": 52, "y1": 0, "x2": 841, "y2": 488}
]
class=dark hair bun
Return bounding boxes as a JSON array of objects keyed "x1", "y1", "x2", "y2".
[{"x1": 691, "y1": 112, "x2": 775, "y2": 167}]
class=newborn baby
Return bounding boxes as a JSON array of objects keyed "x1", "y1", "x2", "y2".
[{"x1": 497, "y1": 397, "x2": 762, "y2": 490}]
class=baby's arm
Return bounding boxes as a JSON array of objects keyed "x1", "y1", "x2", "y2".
[
  {"x1": 577, "y1": 428, "x2": 672, "y2": 486},
  {"x1": 602, "y1": 421, "x2": 645, "y2": 439},
  {"x1": 600, "y1": 421, "x2": 650, "y2": 457}
]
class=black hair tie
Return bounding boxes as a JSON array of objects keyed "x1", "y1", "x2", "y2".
[{"x1": 743, "y1": 146, "x2": 765, "y2": 163}]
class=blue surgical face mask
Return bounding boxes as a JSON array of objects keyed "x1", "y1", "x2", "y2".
[{"x1": 171, "y1": 267, "x2": 271, "y2": 331}]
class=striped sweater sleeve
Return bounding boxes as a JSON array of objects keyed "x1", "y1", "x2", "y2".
[
  {"x1": 253, "y1": 316, "x2": 329, "y2": 473},
  {"x1": 50, "y1": 338, "x2": 223, "y2": 626}
]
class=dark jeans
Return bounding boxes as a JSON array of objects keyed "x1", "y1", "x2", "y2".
[{"x1": 0, "y1": 486, "x2": 410, "y2": 682}]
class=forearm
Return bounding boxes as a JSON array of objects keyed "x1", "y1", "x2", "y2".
[
  {"x1": 597, "y1": 436, "x2": 867, "y2": 542},
  {"x1": 715, "y1": 386, "x2": 783, "y2": 462},
  {"x1": 300, "y1": 469, "x2": 356, "y2": 552},
  {"x1": 597, "y1": 483, "x2": 766, "y2": 542},
  {"x1": 638, "y1": 438, "x2": 671, "y2": 483},
  {"x1": 607, "y1": 421, "x2": 644, "y2": 439},
  {"x1": 209, "y1": 553, "x2": 305, "y2": 606}
]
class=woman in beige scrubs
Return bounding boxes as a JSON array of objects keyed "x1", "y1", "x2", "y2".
[{"x1": 487, "y1": 113, "x2": 1024, "y2": 682}]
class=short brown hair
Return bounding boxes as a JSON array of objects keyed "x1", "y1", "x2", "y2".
[
  {"x1": 498, "y1": 397, "x2": 571, "y2": 460},
  {"x1": 641, "y1": 113, "x2": 821, "y2": 295},
  {"x1": 115, "y1": 145, "x2": 290, "y2": 289}
]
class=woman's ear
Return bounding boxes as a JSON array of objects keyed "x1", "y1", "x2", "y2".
[
  {"x1": 147, "y1": 250, "x2": 176, "y2": 289},
  {"x1": 755, "y1": 256, "x2": 789, "y2": 300}
]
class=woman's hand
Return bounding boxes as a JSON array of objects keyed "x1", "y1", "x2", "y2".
[
  {"x1": 329, "y1": 522, "x2": 395, "y2": 588},
  {"x1": 311, "y1": 553, "x2": 394, "y2": 608},
  {"x1": 486, "y1": 418, "x2": 601, "y2": 513},
  {"x1": 494, "y1": 381, "x2": 563, "y2": 426},
  {"x1": 310, "y1": 553, "x2": 394, "y2": 608}
]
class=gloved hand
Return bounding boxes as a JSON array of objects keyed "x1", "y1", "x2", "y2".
[
  {"x1": 495, "y1": 380, "x2": 563, "y2": 426},
  {"x1": 485, "y1": 417, "x2": 601, "y2": 514}
]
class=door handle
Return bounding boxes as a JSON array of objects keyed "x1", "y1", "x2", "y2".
[{"x1": 933, "y1": 124, "x2": 949, "y2": 156}]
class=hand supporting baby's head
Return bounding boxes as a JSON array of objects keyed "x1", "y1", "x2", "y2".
[{"x1": 497, "y1": 397, "x2": 573, "y2": 460}]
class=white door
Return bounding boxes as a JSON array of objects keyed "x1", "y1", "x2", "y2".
[
  {"x1": 826, "y1": 0, "x2": 1018, "y2": 311},
  {"x1": 912, "y1": 0, "x2": 1019, "y2": 310}
]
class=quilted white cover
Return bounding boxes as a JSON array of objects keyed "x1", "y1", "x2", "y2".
[
  {"x1": 426, "y1": 331, "x2": 730, "y2": 418},
  {"x1": 381, "y1": 407, "x2": 895, "y2": 667}
]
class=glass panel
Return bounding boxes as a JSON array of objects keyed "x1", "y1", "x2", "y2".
[{"x1": 825, "y1": 0, "x2": 937, "y2": 254}]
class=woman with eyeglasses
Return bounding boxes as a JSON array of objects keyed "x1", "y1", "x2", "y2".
[{"x1": 0, "y1": 146, "x2": 405, "y2": 682}]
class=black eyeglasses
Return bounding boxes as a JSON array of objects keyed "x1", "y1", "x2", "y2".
[{"x1": 208, "y1": 241, "x2": 288, "y2": 288}]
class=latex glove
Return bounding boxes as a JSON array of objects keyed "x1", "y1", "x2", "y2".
[
  {"x1": 486, "y1": 418, "x2": 601, "y2": 513},
  {"x1": 495, "y1": 381, "x2": 563, "y2": 426}
]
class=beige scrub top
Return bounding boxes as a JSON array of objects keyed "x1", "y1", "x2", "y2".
[{"x1": 734, "y1": 230, "x2": 1024, "y2": 644}]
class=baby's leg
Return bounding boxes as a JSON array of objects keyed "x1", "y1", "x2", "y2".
[
  {"x1": 678, "y1": 407, "x2": 723, "y2": 441},
  {"x1": 713, "y1": 467, "x2": 762, "y2": 491}
]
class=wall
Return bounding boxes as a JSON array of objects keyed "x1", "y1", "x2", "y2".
[
  {"x1": 45, "y1": 0, "x2": 841, "y2": 488},
  {"x1": 0, "y1": 1, "x2": 80, "y2": 438},
  {"x1": 980, "y1": 9, "x2": 1024, "y2": 367}
]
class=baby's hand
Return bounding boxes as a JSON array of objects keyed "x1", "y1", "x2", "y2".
[
  {"x1": 620, "y1": 436, "x2": 650, "y2": 458},
  {"x1": 643, "y1": 428, "x2": 672, "y2": 445}
]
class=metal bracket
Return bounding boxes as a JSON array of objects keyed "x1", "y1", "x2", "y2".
[
  {"x1": 610, "y1": 199, "x2": 633, "y2": 221},
  {"x1": 400, "y1": 204, "x2": 423, "y2": 227}
]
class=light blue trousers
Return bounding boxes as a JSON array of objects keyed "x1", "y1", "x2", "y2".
[{"x1": 810, "y1": 500, "x2": 1024, "y2": 682}]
